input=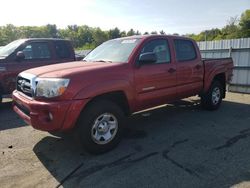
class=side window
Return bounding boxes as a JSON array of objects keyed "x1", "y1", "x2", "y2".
[
  {"x1": 55, "y1": 41, "x2": 71, "y2": 59},
  {"x1": 174, "y1": 39, "x2": 196, "y2": 61},
  {"x1": 22, "y1": 43, "x2": 51, "y2": 60},
  {"x1": 140, "y1": 39, "x2": 171, "y2": 64}
]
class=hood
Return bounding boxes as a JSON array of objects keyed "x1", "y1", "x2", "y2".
[{"x1": 25, "y1": 61, "x2": 126, "y2": 78}]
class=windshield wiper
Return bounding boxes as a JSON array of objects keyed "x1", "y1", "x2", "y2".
[{"x1": 95, "y1": 60, "x2": 113, "y2": 63}]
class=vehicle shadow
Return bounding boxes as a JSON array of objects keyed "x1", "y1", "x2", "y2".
[
  {"x1": 33, "y1": 98, "x2": 250, "y2": 188},
  {"x1": 0, "y1": 101, "x2": 12, "y2": 109},
  {"x1": 0, "y1": 101, "x2": 26, "y2": 131}
]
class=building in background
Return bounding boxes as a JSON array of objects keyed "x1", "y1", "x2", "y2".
[{"x1": 198, "y1": 38, "x2": 250, "y2": 94}]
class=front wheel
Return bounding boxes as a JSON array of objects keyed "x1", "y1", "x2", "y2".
[
  {"x1": 201, "y1": 81, "x2": 223, "y2": 110},
  {"x1": 77, "y1": 100, "x2": 125, "y2": 154}
]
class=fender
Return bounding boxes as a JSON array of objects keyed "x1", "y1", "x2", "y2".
[
  {"x1": 73, "y1": 79, "x2": 136, "y2": 112},
  {"x1": 203, "y1": 65, "x2": 226, "y2": 93}
]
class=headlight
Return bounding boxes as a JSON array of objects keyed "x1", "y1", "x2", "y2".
[{"x1": 35, "y1": 78, "x2": 70, "y2": 98}]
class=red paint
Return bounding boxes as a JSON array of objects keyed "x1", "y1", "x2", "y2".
[{"x1": 12, "y1": 35, "x2": 233, "y2": 132}]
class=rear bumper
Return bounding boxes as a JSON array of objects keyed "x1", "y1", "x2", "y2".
[{"x1": 12, "y1": 90, "x2": 88, "y2": 132}]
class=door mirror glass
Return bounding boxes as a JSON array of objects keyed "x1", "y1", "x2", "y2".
[
  {"x1": 139, "y1": 52, "x2": 157, "y2": 65},
  {"x1": 16, "y1": 51, "x2": 25, "y2": 61}
]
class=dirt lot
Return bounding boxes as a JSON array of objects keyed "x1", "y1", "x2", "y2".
[{"x1": 0, "y1": 93, "x2": 250, "y2": 188}]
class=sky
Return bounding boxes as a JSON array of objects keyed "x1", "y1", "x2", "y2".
[{"x1": 0, "y1": 0, "x2": 249, "y2": 34}]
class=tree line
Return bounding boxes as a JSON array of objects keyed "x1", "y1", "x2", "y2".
[
  {"x1": 0, "y1": 9, "x2": 249, "y2": 49},
  {"x1": 187, "y1": 9, "x2": 250, "y2": 41}
]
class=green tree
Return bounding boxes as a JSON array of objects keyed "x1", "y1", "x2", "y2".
[
  {"x1": 45, "y1": 24, "x2": 58, "y2": 38},
  {"x1": 127, "y1": 29, "x2": 135, "y2": 36},
  {"x1": 92, "y1": 28, "x2": 108, "y2": 46},
  {"x1": 120, "y1": 31, "x2": 127, "y2": 37},
  {"x1": 108, "y1": 27, "x2": 121, "y2": 39},
  {"x1": 151, "y1": 31, "x2": 158, "y2": 34},
  {"x1": 160, "y1": 30, "x2": 166, "y2": 35},
  {"x1": 0, "y1": 9, "x2": 249, "y2": 48},
  {"x1": 239, "y1": 9, "x2": 250, "y2": 37},
  {"x1": 77, "y1": 25, "x2": 93, "y2": 46},
  {"x1": 58, "y1": 25, "x2": 81, "y2": 48},
  {"x1": 0, "y1": 24, "x2": 18, "y2": 45},
  {"x1": 220, "y1": 16, "x2": 240, "y2": 39},
  {"x1": 135, "y1": 30, "x2": 141, "y2": 35}
]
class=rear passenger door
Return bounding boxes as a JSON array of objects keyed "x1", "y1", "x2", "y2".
[
  {"x1": 54, "y1": 41, "x2": 75, "y2": 63},
  {"x1": 174, "y1": 39, "x2": 204, "y2": 99},
  {"x1": 134, "y1": 38, "x2": 177, "y2": 110}
]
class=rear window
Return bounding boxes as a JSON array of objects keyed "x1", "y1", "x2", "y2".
[
  {"x1": 55, "y1": 41, "x2": 71, "y2": 59},
  {"x1": 174, "y1": 39, "x2": 196, "y2": 61}
]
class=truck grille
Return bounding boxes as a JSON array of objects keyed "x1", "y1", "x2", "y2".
[{"x1": 17, "y1": 76, "x2": 32, "y2": 97}]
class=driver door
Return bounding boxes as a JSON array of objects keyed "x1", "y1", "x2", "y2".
[{"x1": 134, "y1": 38, "x2": 177, "y2": 111}]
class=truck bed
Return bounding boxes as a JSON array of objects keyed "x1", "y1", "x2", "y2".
[{"x1": 202, "y1": 57, "x2": 234, "y2": 92}]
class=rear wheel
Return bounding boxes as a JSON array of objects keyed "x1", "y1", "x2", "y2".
[
  {"x1": 201, "y1": 80, "x2": 223, "y2": 110},
  {"x1": 48, "y1": 131, "x2": 65, "y2": 137},
  {"x1": 77, "y1": 100, "x2": 125, "y2": 154}
]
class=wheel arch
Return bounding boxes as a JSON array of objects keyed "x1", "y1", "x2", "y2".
[
  {"x1": 213, "y1": 73, "x2": 226, "y2": 98},
  {"x1": 80, "y1": 90, "x2": 131, "y2": 117},
  {"x1": 204, "y1": 72, "x2": 226, "y2": 98}
]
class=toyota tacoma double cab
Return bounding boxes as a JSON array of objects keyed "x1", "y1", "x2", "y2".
[
  {"x1": 12, "y1": 35, "x2": 233, "y2": 154},
  {"x1": 0, "y1": 38, "x2": 76, "y2": 102}
]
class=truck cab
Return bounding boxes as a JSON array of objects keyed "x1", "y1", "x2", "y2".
[{"x1": 0, "y1": 38, "x2": 75, "y2": 102}]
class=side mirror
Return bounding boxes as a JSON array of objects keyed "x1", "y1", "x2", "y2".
[
  {"x1": 16, "y1": 51, "x2": 25, "y2": 61},
  {"x1": 139, "y1": 52, "x2": 157, "y2": 65}
]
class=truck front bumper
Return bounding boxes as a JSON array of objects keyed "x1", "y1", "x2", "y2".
[{"x1": 12, "y1": 90, "x2": 88, "y2": 132}]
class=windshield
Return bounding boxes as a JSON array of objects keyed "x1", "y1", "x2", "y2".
[
  {"x1": 84, "y1": 38, "x2": 141, "y2": 63},
  {"x1": 0, "y1": 39, "x2": 26, "y2": 57}
]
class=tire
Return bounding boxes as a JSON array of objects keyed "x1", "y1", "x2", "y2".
[
  {"x1": 48, "y1": 131, "x2": 65, "y2": 137},
  {"x1": 77, "y1": 100, "x2": 125, "y2": 154},
  {"x1": 201, "y1": 80, "x2": 223, "y2": 110}
]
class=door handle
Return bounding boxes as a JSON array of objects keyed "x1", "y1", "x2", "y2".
[
  {"x1": 195, "y1": 65, "x2": 202, "y2": 70},
  {"x1": 167, "y1": 68, "x2": 176, "y2": 73}
]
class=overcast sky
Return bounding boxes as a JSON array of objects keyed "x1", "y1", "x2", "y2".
[{"x1": 0, "y1": 0, "x2": 249, "y2": 34}]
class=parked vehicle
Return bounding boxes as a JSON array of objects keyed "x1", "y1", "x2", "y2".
[
  {"x1": 0, "y1": 38, "x2": 76, "y2": 102},
  {"x1": 12, "y1": 35, "x2": 233, "y2": 153}
]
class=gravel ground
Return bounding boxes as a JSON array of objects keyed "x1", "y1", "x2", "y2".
[{"x1": 0, "y1": 92, "x2": 250, "y2": 188}]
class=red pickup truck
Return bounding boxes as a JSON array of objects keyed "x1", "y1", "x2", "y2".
[
  {"x1": 12, "y1": 35, "x2": 233, "y2": 153},
  {"x1": 0, "y1": 38, "x2": 76, "y2": 102}
]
